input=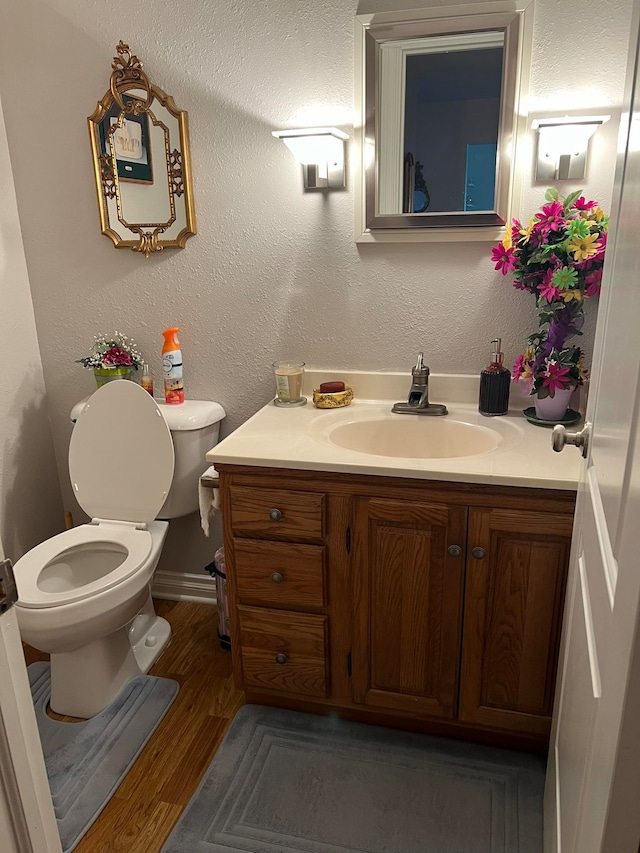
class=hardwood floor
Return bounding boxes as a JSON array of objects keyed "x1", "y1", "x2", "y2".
[{"x1": 23, "y1": 600, "x2": 245, "y2": 852}]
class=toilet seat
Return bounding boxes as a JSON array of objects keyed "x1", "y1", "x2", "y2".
[
  {"x1": 69, "y1": 380, "x2": 175, "y2": 524},
  {"x1": 16, "y1": 524, "x2": 152, "y2": 609}
]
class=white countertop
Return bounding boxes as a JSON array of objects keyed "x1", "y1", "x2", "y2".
[{"x1": 206, "y1": 371, "x2": 583, "y2": 491}]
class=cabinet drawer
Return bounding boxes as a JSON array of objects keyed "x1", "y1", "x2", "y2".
[
  {"x1": 238, "y1": 605, "x2": 327, "y2": 698},
  {"x1": 230, "y1": 486, "x2": 325, "y2": 542},
  {"x1": 235, "y1": 540, "x2": 325, "y2": 610}
]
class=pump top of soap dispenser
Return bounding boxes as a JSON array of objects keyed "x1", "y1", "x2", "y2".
[{"x1": 490, "y1": 339, "x2": 505, "y2": 366}]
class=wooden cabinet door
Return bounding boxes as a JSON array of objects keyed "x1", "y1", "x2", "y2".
[
  {"x1": 351, "y1": 498, "x2": 467, "y2": 718},
  {"x1": 459, "y1": 507, "x2": 572, "y2": 736}
]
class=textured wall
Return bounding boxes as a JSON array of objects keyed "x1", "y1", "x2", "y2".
[
  {"x1": 0, "y1": 96, "x2": 63, "y2": 561},
  {"x1": 0, "y1": 0, "x2": 633, "y2": 570}
]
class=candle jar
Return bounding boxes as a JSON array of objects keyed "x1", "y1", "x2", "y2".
[{"x1": 272, "y1": 361, "x2": 307, "y2": 407}]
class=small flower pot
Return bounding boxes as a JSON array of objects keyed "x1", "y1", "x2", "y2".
[
  {"x1": 93, "y1": 366, "x2": 134, "y2": 388},
  {"x1": 534, "y1": 386, "x2": 574, "y2": 421}
]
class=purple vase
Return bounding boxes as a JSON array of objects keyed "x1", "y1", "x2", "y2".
[{"x1": 534, "y1": 387, "x2": 574, "y2": 421}]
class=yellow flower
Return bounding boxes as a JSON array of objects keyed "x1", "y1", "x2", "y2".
[
  {"x1": 519, "y1": 219, "x2": 535, "y2": 243},
  {"x1": 569, "y1": 233, "x2": 602, "y2": 261},
  {"x1": 593, "y1": 207, "x2": 605, "y2": 221},
  {"x1": 577, "y1": 356, "x2": 588, "y2": 382},
  {"x1": 562, "y1": 289, "x2": 583, "y2": 303},
  {"x1": 502, "y1": 226, "x2": 512, "y2": 250},
  {"x1": 524, "y1": 346, "x2": 534, "y2": 361},
  {"x1": 521, "y1": 361, "x2": 534, "y2": 383}
]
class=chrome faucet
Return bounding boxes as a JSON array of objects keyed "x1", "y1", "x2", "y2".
[{"x1": 392, "y1": 353, "x2": 448, "y2": 416}]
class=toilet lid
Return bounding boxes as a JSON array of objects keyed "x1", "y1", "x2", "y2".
[{"x1": 69, "y1": 381, "x2": 175, "y2": 523}]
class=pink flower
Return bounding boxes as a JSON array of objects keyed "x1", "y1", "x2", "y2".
[
  {"x1": 491, "y1": 243, "x2": 516, "y2": 275},
  {"x1": 585, "y1": 269, "x2": 603, "y2": 297},
  {"x1": 510, "y1": 219, "x2": 522, "y2": 242},
  {"x1": 538, "y1": 273, "x2": 561, "y2": 303},
  {"x1": 542, "y1": 361, "x2": 572, "y2": 395},
  {"x1": 574, "y1": 196, "x2": 597, "y2": 211},
  {"x1": 535, "y1": 200, "x2": 565, "y2": 234},
  {"x1": 513, "y1": 353, "x2": 526, "y2": 380},
  {"x1": 102, "y1": 346, "x2": 132, "y2": 366}
]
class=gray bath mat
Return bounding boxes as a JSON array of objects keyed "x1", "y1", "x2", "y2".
[
  {"x1": 29, "y1": 661, "x2": 178, "y2": 852},
  {"x1": 162, "y1": 704, "x2": 544, "y2": 853}
]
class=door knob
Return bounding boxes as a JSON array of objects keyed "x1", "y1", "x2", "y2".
[
  {"x1": 552, "y1": 422, "x2": 591, "y2": 458},
  {"x1": 275, "y1": 653, "x2": 288, "y2": 665},
  {"x1": 271, "y1": 572, "x2": 284, "y2": 584},
  {"x1": 447, "y1": 545, "x2": 462, "y2": 557},
  {"x1": 471, "y1": 547, "x2": 486, "y2": 560},
  {"x1": 269, "y1": 508, "x2": 283, "y2": 521}
]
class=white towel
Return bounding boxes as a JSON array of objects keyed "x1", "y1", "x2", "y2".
[{"x1": 199, "y1": 465, "x2": 221, "y2": 536}]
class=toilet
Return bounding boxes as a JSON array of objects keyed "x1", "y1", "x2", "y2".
[{"x1": 14, "y1": 380, "x2": 225, "y2": 718}]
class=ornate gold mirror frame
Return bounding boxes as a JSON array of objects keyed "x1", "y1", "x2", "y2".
[{"x1": 88, "y1": 42, "x2": 196, "y2": 257}]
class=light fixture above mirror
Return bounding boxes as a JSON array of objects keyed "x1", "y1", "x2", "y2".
[
  {"x1": 355, "y1": 2, "x2": 534, "y2": 243},
  {"x1": 87, "y1": 42, "x2": 196, "y2": 257},
  {"x1": 272, "y1": 127, "x2": 349, "y2": 189}
]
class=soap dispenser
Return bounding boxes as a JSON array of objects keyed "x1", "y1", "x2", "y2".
[{"x1": 479, "y1": 338, "x2": 511, "y2": 416}]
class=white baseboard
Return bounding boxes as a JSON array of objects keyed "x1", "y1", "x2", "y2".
[{"x1": 152, "y1": 570, "x2": 217, "y2": 605}]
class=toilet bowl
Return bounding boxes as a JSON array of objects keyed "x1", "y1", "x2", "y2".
[{"x1": 14, "y1": 380, "x2": 178, "y2": 718}]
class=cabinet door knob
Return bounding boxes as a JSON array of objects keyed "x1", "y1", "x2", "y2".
[
  {"x1": 271, "y1": 572, "x2": 284, "y2": 584},
  {"x1": 471, "y1": 547, "x2": 487, "y2": 560},
  {"x1": 275, "y1": 653, "x2": 288, "y2": 665},
  {"x1": 269, "y1": 508, "x2": 282, "y2": 521},
  {"x1": 447, "y1": 544, "x2": 462, "y2": 557}
]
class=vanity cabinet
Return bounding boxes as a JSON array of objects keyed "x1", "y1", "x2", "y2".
[
  {"x1": 219, "y1": 465, "x2": 574, "y2": 748},
  {"x1": 351, "y1": 498, "x2": 467, "y2": 719},
  {"x1": 458, "y1": 507, "x2": 573, "y2": 735}
]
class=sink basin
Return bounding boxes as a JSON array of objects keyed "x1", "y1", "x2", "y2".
[{"x1": 327, "y1": 417, "x2": 502, "y2": 459}]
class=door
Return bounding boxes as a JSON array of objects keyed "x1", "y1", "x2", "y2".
[
  {"x1": 459, "y1": 507, "x2": 572, "y2": 737},
  {"x1": 545, "y1": 5, "x2": 640, "y2": 850},
  {"x1": 351, "y1": 497, "x2": 467, "y2": 718},
  {"x1": 464, "y1": 143, "x2": 497, "y2": 211},
  {"x1": 0, "y1": 537, "x2": 61, "y2": 852}
]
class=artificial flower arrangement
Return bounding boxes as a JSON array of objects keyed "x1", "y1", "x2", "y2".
[
  {"x1": 77, "y1": 332, "x2": 144, "y2": 372},
  {"x1": 491, "y1": 188, "x2": 607, "y2": 399}
]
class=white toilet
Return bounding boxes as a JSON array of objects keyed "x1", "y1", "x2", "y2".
[{"x1": 14, "y1": 380, "x2": 225, "y2": 718}]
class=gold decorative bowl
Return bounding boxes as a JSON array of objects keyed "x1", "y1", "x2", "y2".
[{"x1": 312, "y1": 386, "x2": 354, "y2": 409}]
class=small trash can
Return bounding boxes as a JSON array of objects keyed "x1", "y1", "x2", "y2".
[{"x1": 205, "y1": 546, "x2": 231, "y2": 650}]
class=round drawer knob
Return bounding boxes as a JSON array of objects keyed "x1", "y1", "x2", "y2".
[
  {"x1": 269, "y1": 508, "x2": 282, "y2": 521},
  {"x1": 271, "y1": 572, "x2": 284, "y2": 584},
  {"x1": 275, "y1": 653, "x2": 288, "y2": 665},
  {"x1": 471, "y1": 547, "x2": 487, "y2": 560},
  {"x1": 447, "y1": 544, "x2": 462, "y2": 557}
]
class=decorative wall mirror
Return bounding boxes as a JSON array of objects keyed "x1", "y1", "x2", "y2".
[
  {"x1": 88, "y1": 42, "x2": 196, "y2": 257},
  {"x1": 355, "y1": 2, "x2": 533, "y2": 243}
]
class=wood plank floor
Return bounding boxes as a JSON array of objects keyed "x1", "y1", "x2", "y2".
[{"x1": 23, "y1": 599, "x2": 245, "y2": 852}]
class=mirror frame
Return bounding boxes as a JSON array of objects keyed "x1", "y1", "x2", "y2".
[
  {"x1": 354, "y1": 2, "x2": 533, "y2": 243},
  {"x1": 88, "y1": 43, "x2": 196, "y2": 257}
]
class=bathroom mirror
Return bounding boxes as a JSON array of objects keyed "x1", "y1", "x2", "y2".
[
  {"x1": 88, "y1": 42, "x2": 196, "y2": 257},
  {"x1": 355, "y1": 2, "x2": 533, "y2": 243}
]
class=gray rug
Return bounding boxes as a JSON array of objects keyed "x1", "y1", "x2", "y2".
[
  {"x1": 29, "y1": 661, "x2": 178, "y2": 852},
  {"x1": 162, "y1": 705, "x2": 545, "y2": 853}
]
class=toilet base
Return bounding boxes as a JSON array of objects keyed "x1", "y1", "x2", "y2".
[
  {"x1": 50, "y1": 626, "x2": 143, "y2": 718},
  {"x1": 129, "y1": 610, "x2": 171, "y2": 673},
  {"x1": 49, "y1": 597, "x2": 172, "y2": 718}
]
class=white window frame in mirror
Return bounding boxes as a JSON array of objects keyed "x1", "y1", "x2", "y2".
[{"x1": 354, "y1": 1, "x2": 534, "y2": 243}]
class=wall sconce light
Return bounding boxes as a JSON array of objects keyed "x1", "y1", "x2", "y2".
[
  {"x1": 531, "y1": 115, "x2": 610, "y2": 181},
  {"x1": 272, "y1": 127, "x2": 349, "y2": 189}
]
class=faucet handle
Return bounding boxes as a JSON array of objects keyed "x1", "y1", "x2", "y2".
[{"x1": 413, "y1": 352, "x2": 429, "y2": 377}]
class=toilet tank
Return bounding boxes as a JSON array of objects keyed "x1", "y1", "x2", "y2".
[
  {"x1": 71, "y1": 395, "x2": 225, "y2": 519},
  {"x1": 156, "y1": 400, "x2": 225, "y2": 519}
]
